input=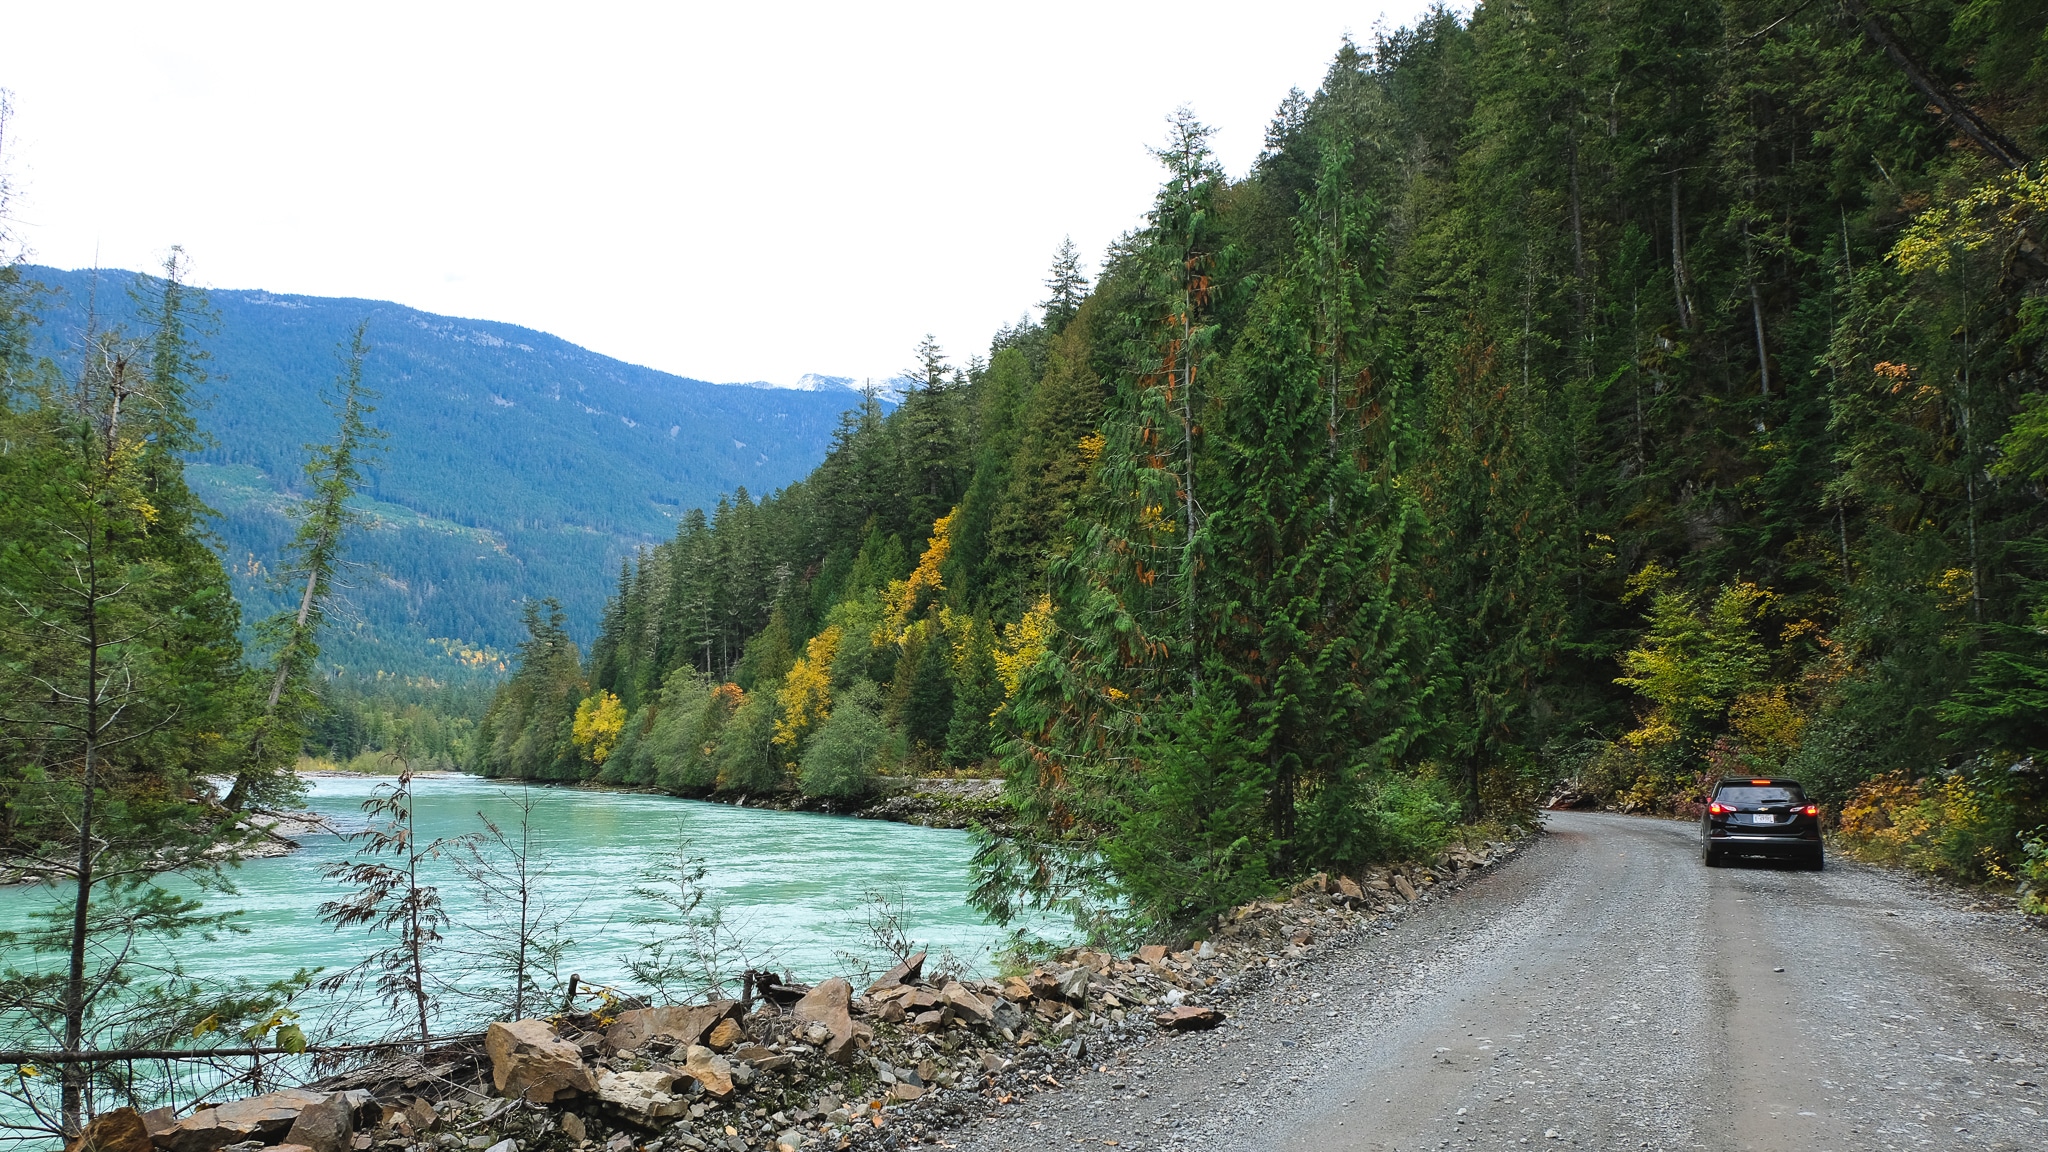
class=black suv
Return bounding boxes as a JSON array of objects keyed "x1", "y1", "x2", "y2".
[{"x1": 1701, "y1": 778, "x2": 1824, "y2": 870}]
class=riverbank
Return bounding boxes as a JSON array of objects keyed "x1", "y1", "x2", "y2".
[
  {"x1": 105, "y1": 833, "x2": 1528, "y2": 1152},
  {"x1": 486, "y1": 773, "x2": 1010, "y2": 832}
]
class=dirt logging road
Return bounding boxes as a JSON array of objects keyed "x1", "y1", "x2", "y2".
[{"x1": 951, "y1": 812, "x2": 2048, "y2": 1152}]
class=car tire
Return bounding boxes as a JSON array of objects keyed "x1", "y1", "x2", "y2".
[
  {"x1": 1806, "y1": 851, "x2": 1826, "y2": 872},
  {"x1": 1703, "y1": 844, "x2": 1723, "y2": 868}
]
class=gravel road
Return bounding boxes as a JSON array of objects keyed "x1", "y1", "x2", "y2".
[{"x1": 945, "y1": 811, "x2": 2048, "y2": 1152}]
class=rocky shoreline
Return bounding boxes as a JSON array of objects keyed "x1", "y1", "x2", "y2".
[{"x1": 72, "y1": 835, "x2": 1527, "y2": 1152}]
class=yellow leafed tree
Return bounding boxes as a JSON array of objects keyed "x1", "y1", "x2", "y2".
[
  {"x1": 995, "y1": 595, "x2": 1055, "y2": 698},
  {"x1": 774, "y1": 626, "x2": 842, "y2": 749},
  {"x1": 876, "y1": 509, "x2": 957, "y2": 646},
  {"x1": 572, "y1": 690, "x2": 626, "y2": 764}
]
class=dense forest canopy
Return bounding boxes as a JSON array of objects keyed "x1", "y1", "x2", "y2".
[{"x1": 477, "y1": 0, "x2": 2048, "y2": 938}]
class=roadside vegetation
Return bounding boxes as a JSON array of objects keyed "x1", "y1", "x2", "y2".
[
  {"x1": 471, "y1": 5, "x2": 2048, "y2": 924},
  {"x1": 6, "y1": 0, "x2": 2048, "y2": 1140}
]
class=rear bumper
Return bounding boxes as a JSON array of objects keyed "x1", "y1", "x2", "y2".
[{"x1": 1708, "y1": 833, "x2": 1822, "y2": 858}]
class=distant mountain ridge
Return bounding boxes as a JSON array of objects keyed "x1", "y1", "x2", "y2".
[{"x1": 21, "y1": 266, "x2": 870, "y2": 678}]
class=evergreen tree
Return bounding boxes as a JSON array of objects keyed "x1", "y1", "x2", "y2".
[
  {"x1": 224, "y1": 323, "x2": 382, "y2": 810},
  {"x1": 1042, "y1": 238, "x2": 1088, "y2": 333},
  {"x1": 0, "y1": 258, "x2": 269, "y2": 1135}
]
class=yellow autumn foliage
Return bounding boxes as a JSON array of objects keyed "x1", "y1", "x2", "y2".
[
  {"x1": 571, "y1": 690, "x2": 626, "y2": 764},
  {"x1": 995, "y1": 595, "x2": 1055, "y2": 698},
  {"x1": 1890, "y1": 166, "x2": 2048, "y2": 276},
  {"x1": 876, "y1": 508, "x2": 957, "y2": 645},
  {"x1": 773, "y1": 625, "x2": 842, "y2": 749}
]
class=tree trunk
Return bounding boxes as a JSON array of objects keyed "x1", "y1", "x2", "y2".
[
  {"x1": 1670, "y1": 172, "x2": 1693, "y2": 329},
  {"x1": 1749, "y1": 279, "x2": 1772, "y2": 396},
  {"x1": 61, "y1": 532, "x2": 101, "y2": 1136},
  {"x1": 1842, "y1": 0, "x2": 2029, "y2": 171}
]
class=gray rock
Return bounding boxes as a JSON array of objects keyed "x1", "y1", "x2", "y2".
[
  {"x1": 792, "y1": 978, "x2": 859, "y2": 1063},
  {"x1": 603, "y1": 1002, "x2": 739, "y2": 1054},
  {"x1": 486, "y1": 1019, "x2": 597, "y2": 1104},
  {"x1": 150, "y1": 1088, "x2": 331, "y2": 1152},
  {"x1": 281, "y1": 1093, "x2": 354, "y2": 1152},
  {"x1": 864, "y1": 950, "x2": 926, "y2": 994},
  {"x1": 596, "y1": 1069, "x2": 688, "y2": 1121},
  {"x1": 1055, "y1": 968, "x2": 1091, "y2": 1002}
]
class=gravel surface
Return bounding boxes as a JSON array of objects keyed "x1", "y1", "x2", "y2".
[{"x1": 942, "y1": 811, "x2": 2048, "y2": 1152}]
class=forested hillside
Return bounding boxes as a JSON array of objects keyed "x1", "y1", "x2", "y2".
[
  {"x1": 22, "y1": 267, "x2": 870, "y2": 676},
  {"x1": 479, "y1": 0, "x2": 2048, "y2": 938}
]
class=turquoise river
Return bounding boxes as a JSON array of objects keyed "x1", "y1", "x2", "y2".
[{"x1": 0, "y1": 775, "x2": 1023, "y2": 1037}]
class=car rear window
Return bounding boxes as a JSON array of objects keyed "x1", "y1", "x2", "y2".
[{"x1": 1715, "y1": 784, "x2": 1805, "y2": 806}]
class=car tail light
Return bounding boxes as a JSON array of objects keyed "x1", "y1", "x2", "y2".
[
  {"x1": 1708, "y1": 801, "x2": 1731, "y2": 815},
  {"x1": 1802, "y1": 804, "x2": 1818, "y2": 816}
]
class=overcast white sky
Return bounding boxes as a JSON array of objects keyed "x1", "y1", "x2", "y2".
[{"x1": 1, "y1": 1, "x2": 1450, "y2": 386}]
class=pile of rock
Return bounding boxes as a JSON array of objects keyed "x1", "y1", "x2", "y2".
[{"x1": 80, "y1": 836, "x2": 1521, "y2": 1152}]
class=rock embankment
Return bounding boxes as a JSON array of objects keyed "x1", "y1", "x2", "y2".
[{"x1": 91, "y1": 839, "x2": 1519, "y2": 1152}]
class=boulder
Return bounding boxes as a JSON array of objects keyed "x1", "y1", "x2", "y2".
[
  {"x1": 150, "y1": 1089, "x2": 330, "y2": 1152},
  {"x1": 486, "y1": 1019, "x2": 597, "y2": 1103},
  {"x1": 402, "y1": 1100, "x2": 436, "y2": 1133},
  {"x1": 989, "y1": 998, "x2": 1025, "y2": 1034},
  {"x1": 69, "y1": 1108, "x2": 153, "y2": 1152},
  {"x1": 792, "y1": 977, "x2": 859, "y2": 1063},
  {"x1": 864, "y1": 950, "x2": 926, "y2": 994},
  {"x1": 942, "y1": 984, "x2": 995, "y2": 1024},
  {"x1": 1393, "y1": 874, "x2": 1418, "y2": 902},
  {"x1": 595, "y1": 1070, "x2": 688, "y2": 1123},
  {"x1": 705, "y1": 1018, "x2": 746, "y2": 1052},
  {"x1": 1335, "y1": 876, "x2": 1364, "y2": 900},
  {"x1": 281, "y1": 1094, "x2": 354, "y2": 1152},
  {"x1": 1153, "y1": 1005, "x2": 1224, "y2": 1031},
  {"x1": 604, "y1": 1001, "x2": 740, "y2": 1053},
  {"x1": 560, "y1": 1113, "x2": 587, "y2": 1145},
  {"x1": 998, "y1": 977, "x2": 1033, "y2": 1002},
  {"x1": 1134, "y1": 945, "x2": 1168, "y2": 966},
  {"x1": 1055, "y1": 968, "x2": 1091, "y2": 1003},
  {"x1": 677, "y1": 1045, "x2": 735, "y2": 1099}
]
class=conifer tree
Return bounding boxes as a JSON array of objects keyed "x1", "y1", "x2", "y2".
[
  {"x1": 0, "y1": 258, "x2": 264, "y2": 1135},
  {"x1": 223, "y1": 323, "x2": 382, "y2": 810},
  {"x1": 1042, "y1": 238, "x2": 1088, "y2": 333}
]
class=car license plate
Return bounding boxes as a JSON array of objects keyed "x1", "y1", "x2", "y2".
[{"x1": 1748, "y1": 813, "x2": 1775, "y2": 824}]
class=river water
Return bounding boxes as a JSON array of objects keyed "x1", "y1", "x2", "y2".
[{"x1": 0, "y1": 775, "x2": 1021, "y2": 1038}]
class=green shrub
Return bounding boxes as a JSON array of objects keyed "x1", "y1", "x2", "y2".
[
  {"x1": 799, "y1": 684, "x2": 891, "y2": 801},
  {"x1": 2020, "y1": 827, "x2": 2048, "y2": 915},
  {"x1": 714, "y1": 684, "x2": 787, "y2": 794},
  {"x1": 1354, "y1": 772, "x2": 1462, "y2": 863},
  {"x1": 648, "y1": 678, "x2": 727, "y2": 795}
]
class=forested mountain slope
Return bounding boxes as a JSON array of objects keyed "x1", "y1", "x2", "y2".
[
  {"x1": 481, "y1": 0, "x2": 2048, "y2": 937},
  {"x1": 22, "y1": 267, "x2": 870, "y2": 675}
]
